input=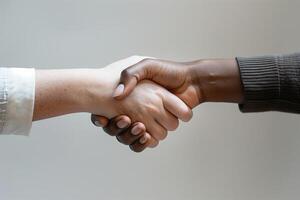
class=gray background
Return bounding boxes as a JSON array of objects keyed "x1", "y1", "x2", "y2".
[{"x1": 0, "y1": 0, "x2": 300, "y2": 199}]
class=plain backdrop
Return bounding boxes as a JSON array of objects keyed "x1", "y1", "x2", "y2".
[{"x1": 0, "y1": 0, "x2": 300, "y2": 200}]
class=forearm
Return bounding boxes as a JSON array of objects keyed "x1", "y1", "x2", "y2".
[
  {"x1": 33, "y1": 69, "x2": 106, "y2": 121},
  {"x1": 33, "y1": 69, "x2": 86, "y2": 120},
  {"x1": 191, "y1": 53, "x2": 300, "y2": 113}
]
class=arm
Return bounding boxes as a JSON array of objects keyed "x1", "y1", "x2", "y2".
[
  {"x1": 33, "y1": 69, "x2": 92, "y2": 121},
  {"x1": 1, "y1": 68, "x2": 107, "y2": 135},
  {"x1": 113, "y1": 53, "x2": 300, "y2": 113},
  {"x1": 3, "y1": 56, "x2": 192, "y2": 144},
  {"x1": 112, "y1": 57, "x2": 243, "y2": 108},
  {"x1": 92, "y1": 58, "x2": 244, "y2": 152},
  {"x1": 94, "y1": 52, "x2": 300, "y2": 152},
  {"x1": 28, "y1": 59, "x2": 244, "y2": 122}
]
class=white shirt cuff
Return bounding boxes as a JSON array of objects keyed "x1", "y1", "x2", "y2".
[{"x1": 1, "y1": 68, "x2": 35, "y2": 136}]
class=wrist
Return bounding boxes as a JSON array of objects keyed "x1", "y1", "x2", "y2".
[
  {"x1": 65, "y1": 69, "x2": 100, "y2": 112},
  {"x1": 78, "y1": 68, "x2": 119, "y2": 117},
  {"x1": 189, "y1": 59, "x2": 244, "y2": 103},
  {"x1": 34, "y1": 69, "x2": 92, "y2": 120}
]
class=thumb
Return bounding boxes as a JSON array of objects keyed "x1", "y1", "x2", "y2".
[
  {"x1": 112, "y1": 70, "x2": 139, "y2": 100},
  {"x1": 113, "y1": 58, "x2": 155, "y2": 100}
]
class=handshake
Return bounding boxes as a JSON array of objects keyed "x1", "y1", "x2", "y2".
[
  {"x1": 34, "y1": 55, "x2": 243, "y2": 152},
  {"x1": 91, "y1": 56, "x2": 201, "y2": 152},
  {"x1": 89, "y1": 56, "x2": 243, "y2": 152}
]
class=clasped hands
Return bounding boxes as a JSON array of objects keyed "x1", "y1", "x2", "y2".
[
  {"x1": 33, "y1": 55, "x2": 242, "y2": 145},
  {"x1": 90, "y1": 56, "x2": 204, "y2": 152}
]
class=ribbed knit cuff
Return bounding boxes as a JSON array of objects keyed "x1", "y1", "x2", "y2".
[{"x1": 236, "y1": 53, "x2": 300, "y2": 113}]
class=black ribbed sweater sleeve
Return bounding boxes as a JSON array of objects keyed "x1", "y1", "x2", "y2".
[{"x1": 236, "y1": 53, "x2": 300, "y2": 113}]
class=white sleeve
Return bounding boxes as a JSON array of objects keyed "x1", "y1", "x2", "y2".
[{"x1": 0, "y1": 68, "x2": 35, "y2": 136}]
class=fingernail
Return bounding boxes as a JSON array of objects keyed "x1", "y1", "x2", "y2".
[
  {"x1": 139, "y1": 135, "x2": 148, "y2": 144},
  {"x1": 131, "y1": 126, "x2": 142, "y2": 135},
  {"x1": 113, "y1": 84, "x2": 124, "y2": 97},
  {"x1": 94, "y1": 121, "x2": 103, "y2": 127},
  {"x1": 117, "y1": 120, "x2": 129, "y2": 128}
]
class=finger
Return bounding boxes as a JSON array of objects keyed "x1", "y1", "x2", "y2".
[
  {"x1": 129, "y1": 133, "x2": 159, "y2": 153},
  {"x1": 103, "y1": 115, "x2": 132, "y2": 136},
  {"x1": 116, "y1": 122, "x2": 146, "y2": 145},
  {"x1": 155, "y1": 109, "x2": 179, "y2": 131},
  {"x1": 91, "y1": 114, "x2": 109, "y2": 127},
  {"x1": 146, "y1": 119, "x2": 168, "y2": 141},
  {"x1": 146, "y1": 133, "x2": 159, "y2": 148},
  {"x1": 162, "y1": 91, "x2": 193, "y2": 122},
  {"x1": 113, "y1": 58, "x2": 156, "y2": 100}
]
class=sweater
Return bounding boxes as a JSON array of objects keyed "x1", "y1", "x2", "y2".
[{"x1": 236, "y1": 53, "x2": 300, "y2": 113}]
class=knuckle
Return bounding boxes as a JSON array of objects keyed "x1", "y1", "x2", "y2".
[
  {"x1": 123, "y1": 139, "x2": 132, "y2": 145},
  {"x1": 116, "y1": 136, "x2": 131, "y2": 145},
  {"x1": 103, "y1": 118, "x2": 130, "y2": 136},
  {"x1": 120, "y1": 69, "x2": 132, "y2": 79},
  {"x1": 90, "y1": 114, "x2": 96, "y2": 124},
  {"x1": 146, "y1": 104, "x2": 159, "y2": 115},
  {"x1": 130, "y1": 145, "x2": 144, "y2": 153},
  {"x1": 140, "y1": 58, "x2": 157, "y2": 70},
  {"x1": 103, "y1": 127, "x2": 117, "y2": 136},
  {"x1": 116, "y1": 136, "x2": 123, "y2": 143},
  {"x1": 141, "y1": 58, "x2": 153, "y2": 64}
]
